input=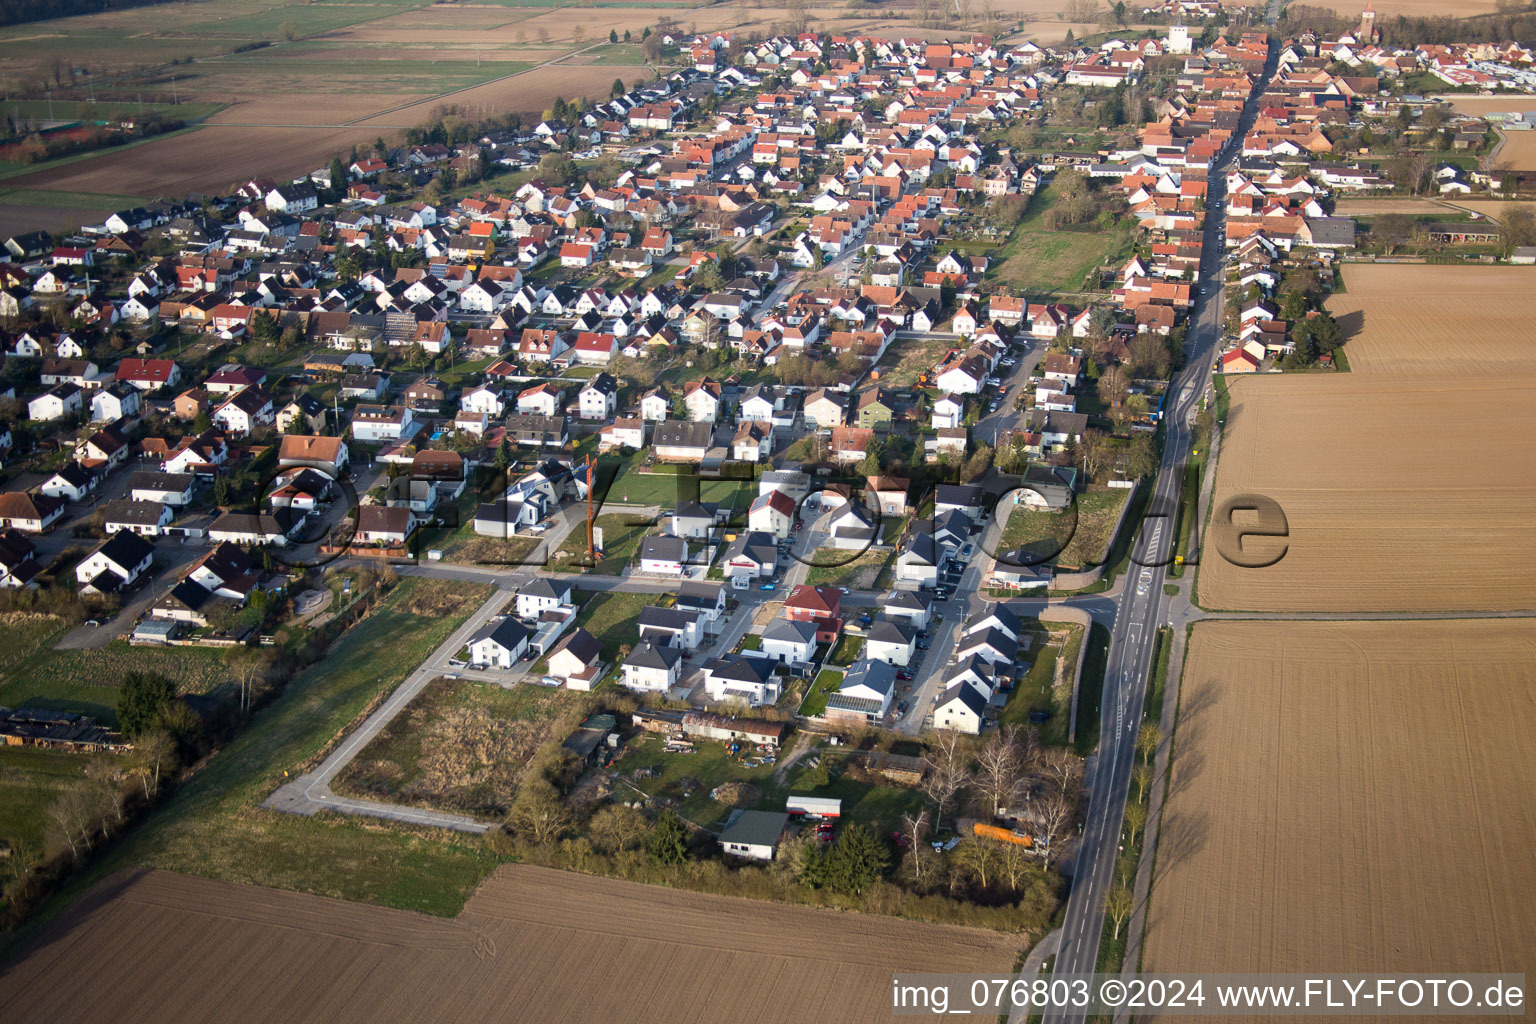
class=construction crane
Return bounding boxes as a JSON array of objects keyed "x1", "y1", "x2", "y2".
[{"x1": 584, "y1": 455, "x2": 598, "y2": 560}]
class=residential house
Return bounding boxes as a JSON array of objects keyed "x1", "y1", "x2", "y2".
[{"x1": 75, "y1": 530, "x2": 154, "y2": 596}]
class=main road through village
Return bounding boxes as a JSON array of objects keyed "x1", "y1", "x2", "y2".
[{"x1": 1034, "y1": 38, "x2": 1282, "y2": 1019}]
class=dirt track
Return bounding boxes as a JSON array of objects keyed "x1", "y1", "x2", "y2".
[
  {"x1": 0, "y1": 865, "x2": 1021, "y2": 1023},
  {"x1": 1144, "y1": 620, "x2": 1536, "y2": 988}
]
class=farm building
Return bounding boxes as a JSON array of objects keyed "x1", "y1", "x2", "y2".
[{"x1": 718, "y1": 809, "x2": 790, "y2": 861}]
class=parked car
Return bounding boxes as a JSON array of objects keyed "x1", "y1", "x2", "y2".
[
  {"x1": 897, "y1": 670, "x2": 913, "y2": 681},
  {"x1": 760, "y1": 583, "x2": 777, "y2": 591}
]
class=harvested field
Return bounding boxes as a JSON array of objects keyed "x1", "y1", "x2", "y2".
[
  {"x1": 206, "y1": 92, "x2": 430, "y2": 125},
  {"x1": 0, "y1": 202, "x2": 97, "y2": 237},
  {"x1": 1145, "y1": 619, "x2": 1536, "y2": 978},
  {"x1": 1197, "y1": 374, "x2": 1536, "y2": 612},
  {"x1": 1336, "y1": 0, "x2": 1502, "y2": 13},
  {"x1": 353, "y1": 62, "x2": 636, "y2": 125},
  {"x1": 1330, "y1": 198, "x2": 1453, "y2": 216},
  {"x1": 1442, "y1": 199, "x2": 1536, "y2": 223},
  {"x1": 1442, "y1": 94, "x2": 1536, "y2": 117},
  {"x1": 3, "y1": 124, "x2": 381, "y2": 196},
  {"x1": 1494, "y1": 128, "x2": 1536, "y2": 169},
  {"x1": 1327, "y1": 264, "x2": 1536, "y2": 376},
  {"x1": 0, "y1": 865, "x2": 1022, "y2": 1023}
]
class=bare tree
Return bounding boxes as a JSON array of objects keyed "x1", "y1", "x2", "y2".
[
  {"x1": 1122, "y1": 799, "x2": 1147, "y2": 845},
  {"x1": 999, "y1": 837, "x2": 1032, "y2": 891},
  {"x1": 48, "y1": 788, "x2": 96, "y2": 861},
  {"x1": 921, "y1": 730, "x2": 971, "y2": 831},
  {"x1": 1034, "y1": 745, "x2": 1083, "y2": 801},
  {"x1": 901, "y1": 810, "x2": 931, "y2": 882},
  {"x1": 955, "y1": 838, "x2": 999, "y2": 889},
  {"x1": 1136, "y1": 722, "x2": 1161, "y2": 767},
  {"x1": 1106, "y1": 880, "x2": 1134, "y2": 939},
  {"x1": 1034, "y1": 789, "x2": 1075, "y2": 871},
  {"x1": 975, "y1": 725, "x2": 1031, "y2": 818},
  {"x1": 233, "y1": 649, "x2": 271, "y2": 715},
  {"x1": 508, "y1": 778, "x2": 572, "y2": 845},
  {"x1": 1132, "y1": 762, "x2": 1153, "y2": 804},
  {"x1": 588, "y1": 803, "x2": 647, "y2": 853}
]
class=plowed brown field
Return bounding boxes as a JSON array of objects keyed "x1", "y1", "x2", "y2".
[
  {"x1": 1197, "y1": 375, "x2": 1536, "y2": 612},
  {"x1": 1144, "y1": 620, "x2": 1536, "y2": 981},
  {"x1": 1326, "y1": 264, "x2": 1536, "y2": 376},
  {"x1": 0, "y1": 866, "x2": 1020, "y2": 1023}
]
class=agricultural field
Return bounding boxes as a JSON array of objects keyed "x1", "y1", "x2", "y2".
[
  {"x1": 1329, "y1": 198, "x2": 1455, "y2": 216},
  {"x1": 1325, "y1": 264, "x2": 1536, "y2": 377},
  {"x1": 0, "y1": 612, "x2": 233, "y2": 726},
  {"x1": 333, "y1": 677, "x2": 585, "y2": 817},
  {"x1": 1197, "y1": 374, "x2": 1536, "y2": 612},
  {"x1": 0, "y1": 864, "x2": 1021, "y2": 1023},
  {"x1": 1144, "y1": 619, "x2": 1536, "y2": 976},
  {"x1": 1441, "y1": 199, "x2": 1536, "y2": 223}
]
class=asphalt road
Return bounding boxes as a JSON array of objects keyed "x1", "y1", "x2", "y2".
[{"x1": 1036, "y1": 43, "x2": 1282, "y2": 1018}]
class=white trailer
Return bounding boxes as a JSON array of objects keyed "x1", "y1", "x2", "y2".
[{"x1": 785, "y1": 795, "x2": 842, "y2": 820}]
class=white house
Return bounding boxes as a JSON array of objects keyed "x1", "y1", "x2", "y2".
[
  {"x1": 747, "y1": 489, "x2": 796, "y2": 539},
  {"x1": 467, "y1": 617, "x2": 531, "y2": 668},
  {"x1": 933, "y1": 682, "x2": 988, "y2": 734},
  {"x1": 516, "y1": 577, "x2": 574, "y2": 621},
  {"x1": 638, "y1": 535, "x2": 690, "y2": 575},
  {"x1": 757, "y1": 618, "x2": 817, "y2": 664},
  {"x1": 702, "y1": 654, "x2": 780, "y2": 706},
  {"x1": 620, "y1": 641, "x2": 682, "y2": 693},
  {"x1": 75, "y1": 530, "x2": 154, "y2": 595},
  {"x1": 637, "y1": 606, "x2": 706, "y2": 650},
  {"x1": 547, "y1": 628, "x2": 605, "y2": 690},
  {"x1": 824, "y1": 660, "x2": 894, "y2": 720},
  {"x1": 718, "y1": 809, "x2": 789, "y2": 861},
  {"x1": 864, "y1": 620, "x2": 916, "y2": 666},
  {"x1": 578, "y1": 373, "x2": 619, "y2": 420}
]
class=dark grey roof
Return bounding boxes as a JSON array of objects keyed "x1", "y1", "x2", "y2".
[
  {"x1": 102, "y1": 499, "x2": 167, "y2": 527},
  {"x1": 652, "y1": 419, "x2": 713, "y2": 449},
  {"x1": 94, "y1": 529, "x2": 153, "y2": 570},
  {"x1": 968, "y1": 604, "x2": 1022, "y2": 637},
  {"x1": 520, "y1": 577, "x2": 571, "y2": 602},
  {"x1": 704, "y1": 653, "x2": 775, "y2": 684},
  {"x1": 935, "y1": 484, "x2": 984, "y2": 508},
  {"x1": 553, "y1": 627, "x2": 602, "y2": 664},
  {"x1": 627, "y1": 641, "x2": 681, "y2": 671},
  {"x1": 637, "y1": 606, "x2": 699, "y2": 632},
  {"x1": 840, "y1": 659, "x2": 895, "y2": 698},
  {"x1": 130, "y1": 470, "x2": 195, "y2": 492},
  {"x1": 719, "y1": 808, "x2": 789, "y2": 848},
  {"x1": 866, "y1": 620, "x2": 914, "y2": 646},
  {"x1": 724, "y1": 531, "x2": 777, "y2": 567},
  {"x1": 639, "y1": 536, "x2": 688, "y2": 562},
  {"x1": 957, "y1": 626, "x2": 1017, "y2": 658},
  {"x1": 676, "y1": 581, "x2": 723, "y2": 607},
  {"x1": 938, "y1": 681, "x2": 989, "y2": 716},
  {"x1": 761, "y1": 618, "x2": 817, "y2": 644},
  {"x1": 885, "y1": 589, "x2": 931, "y2": 611},
  {"x1": 470, "y1": 617, "x2": 530, "y2": 652}
]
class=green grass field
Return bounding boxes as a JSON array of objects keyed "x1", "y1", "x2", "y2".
[
  {"x1": 999, "y1": 489, "x2": 1129, "y2": 571},
  {"x1": 988, "y1": 184, "x2": 1135, "y2": 297},
  {"x1": 797, "y1": 668, "x2": 844, "y2": 717},
  {"x1": 567, "y1": 588, "x2": 651, "y2": 661},
  {"x1": 9, "y1": 577, "x2": 503, "y2": 933},
  {"x1": 0, "y1": 617, "x2": 234, "y2": 727},
  {"x1": 803, "y1": 548, "x2": 891, "y2": 589},
  {"x1": 0, "y1": 745, "x2": 116, "y2": 899}
]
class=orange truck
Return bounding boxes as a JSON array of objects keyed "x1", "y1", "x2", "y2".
[{"x1": 973, "y1": 822, "x2": 1033, "y2": 847}]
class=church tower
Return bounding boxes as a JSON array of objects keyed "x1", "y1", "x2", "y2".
[{"x1": 1357, "y1": 1, "x2": 1379, "y2": 44}]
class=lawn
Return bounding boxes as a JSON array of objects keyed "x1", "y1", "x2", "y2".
[
  {"x1": 828, "y1": 635, "x2": 864, "y2": 667},
  {"x1": 549, "y1": 513, "x2": 650, "y2": 574},
  {"x1": 797, "y1": 668, "x2": 844, "y2": 717},
  {"x1": 603, "y1": 455, "x2": 757, "y2": 512},
  {"x1": 0, "y1": 616, "x2": 234, "y2": 727},
  {"x1": 998, "y1": 489, "x2": 1130, "y2": 571},
  {"x1": 11, "y1": 577, "x2": 503, "y2": 934},
  {"x1": 333, "y1": 677, "x2": 585, "y2": 818},
  {"x1": 998, "y1": 624, "x2": 1082, "y2": 747},
  {"x1": 987, "y1": 184, "x2": 1136, "y2": 298},
  {"x1": 568, "y1": 588, "x2": 652, "y2": 661}
]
